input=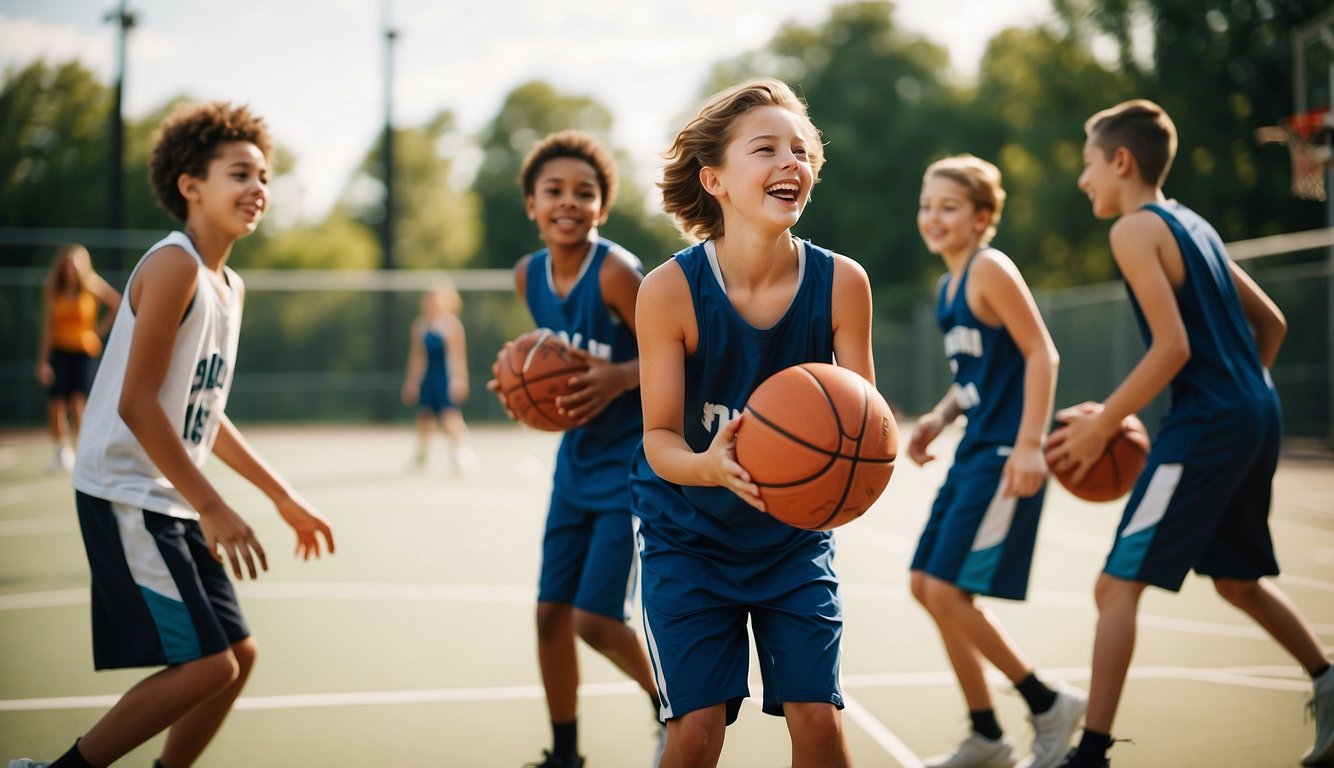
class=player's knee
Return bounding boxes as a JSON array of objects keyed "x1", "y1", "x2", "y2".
[
  {"x1": 672, "y1": 716, "x2": 722, "y2": 767},
  {"x1": 909, "y1": 570, "x2": 928, "y2": 606},
  {"x1": 1093, "y1": 573, "x2": 1143, "y2": 612},
  {"x1": 787, "y1": 703, "x2": 845, "y2": 757},
  {"x1": 917, "y1": 576, "x2": 966, "y2": 619},
  {"x1": 572, "y1": 609, "x2": 618, "y2": 650},
  {"x1": 535, "y1": 602, "x2": 571, "y2": 642},
  {"x1": 1213, "y1": 577, "x2": 1259, "y2": 605},
  {"x1": 187, "y1": 649, "x2": 241, "y2": 693},
  {"x1": 231, "y1": 636, "x2": 259, "y2": 677}
]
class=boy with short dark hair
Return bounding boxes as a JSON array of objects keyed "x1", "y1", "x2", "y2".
[
  {"x1": 1049, "y1": 98, "x2": 1331, "y2": 767},
  {"x1": 8, "y1": 101, "x2": 335, "y2": 768}
]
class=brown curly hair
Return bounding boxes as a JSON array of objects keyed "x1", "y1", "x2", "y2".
[
  {"x1": 149, "y1": 101, "x2": 272, "y2": 222},
  {"x1": 519, "y1": 130, "x2": 618, "y2": 212},
  {"x1": 659, "y1": 78, "x2": 824, "y2": 242}
]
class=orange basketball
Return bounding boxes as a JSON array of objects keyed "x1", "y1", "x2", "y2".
[
  {"x1": 495, "y1": 329, "x2": 588, "y2": 432},
  {"x1": 1047, "y1": 414, "x2": 1150, "y2": 502},
  {"x1": 734, "y1": 363, "x2": 899, "y2": 530}
]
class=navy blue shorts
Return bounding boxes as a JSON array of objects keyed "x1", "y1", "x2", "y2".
[
  {"x1": 1104, "y1": 412, "x2": 1281, "y2": 591},
  {"x1": 911, "y1": 449, "x2": 1044, "y2": 600},
  {"x1": 537, "y1": 492, "x2": 637, "y2": 621},
  {"x1": 47, "y1": 350, "x2": 92, "y2": 399},
  {"x1": 417, "y1": 373, "x2": 454, "y2": 416},
  {"x1": 76, "y1": 492, "x2": 250, "y2": 669},
  {"x1": 639, "y1": 524, "x2": 844, "y2": 724}
]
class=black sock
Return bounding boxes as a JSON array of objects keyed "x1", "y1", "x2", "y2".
[
  {"x1": 1073, "y1": 728, "x2": 1113, "y2": 764},
  {"x1": 49, "y1": 740, "x2": 95, "y2": 768},
  {"x1": 1016, "y1": 672, "x2": 1059, "y2": 714},
  {"x1": 552, "y1": 719, "x2": 578, "y2": 760},
  {"x1": 970, "y1": 708, "x2": 1004, "y2": 740}
]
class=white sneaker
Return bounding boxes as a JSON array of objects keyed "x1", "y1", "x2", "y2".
[
  {"x1": 9, "y1": 759, "x2": 52, "y2": 768},
  {"x1": 1305, "y1": 668, "x2": 1334, "y2": 766},
  {"x1": 44, "y1": 445, "x2": 74, "y2": 473},
  {"x1": 925, "y1": 733, "x2": 1018, "y2": 768},
  {"x1": 1019, "y1": 687, "x2": 1088, "y2": 768}
]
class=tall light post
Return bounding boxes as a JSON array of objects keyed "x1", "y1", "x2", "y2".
[
  {"x1": 378, "y1": 4, "x2": 398, "y2": 420},
  {"x1": 105, "y1": 0, "x2": 135, "y2": 270}
]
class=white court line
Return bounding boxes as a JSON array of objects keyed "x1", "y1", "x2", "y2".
[{"x1": 842, "y1": 694, "x2": 923, "y2": 768}]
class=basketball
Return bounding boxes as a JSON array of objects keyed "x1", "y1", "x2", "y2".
[
  {"x1": 1047, "y1": 414, "x2": 1150, "y2": 502},
  {"x1": 494, "y1": 328, "x2": 588, "y2": 432},
  {"x1": 734, "y1": 363, "x2": 898, "y2": 530}
]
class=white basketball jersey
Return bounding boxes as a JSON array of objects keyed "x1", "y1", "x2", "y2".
[{"x1": 73, "y1": 231, "x2": 244, "y2": 519}]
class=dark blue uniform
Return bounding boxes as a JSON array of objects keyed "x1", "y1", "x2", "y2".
[
  {"x1": 1105, "y1": 202, "x2": 1281, "y2": 590},
  {"x1": 631, "y1": 239, "x2": 844, "y2": 724},
  {"x1": 910, "y1": 250, "x2": 1045, "y2": 599},
  {"x1": 417, "y1": 326, "x2": 453, "y2": 414},
  {"x1": 526, "y1": 239, "x2": 644, "y2": 619}
]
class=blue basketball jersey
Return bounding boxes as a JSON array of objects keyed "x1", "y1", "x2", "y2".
[
  {"x1": 936, "y1": 250, "x2": 1027, "y2": 459},
  {"x1": 630, "y1": 239, "x2": 836, "y2": 555},
  {"x1": 1126, "y1": 202, "x2": 1280, "y2": 462},
  {"x1": 525, "y1": 239, "x2": 643, "y2": 511},
  {"x1": 418, "y1": 326, "x2": 451, "y2": 408}
]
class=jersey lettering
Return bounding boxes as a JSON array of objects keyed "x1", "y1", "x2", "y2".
[
  {"x1": 943, "y1": 325, "x2": 983, "y2": 358},
  {"x1": 701, "y1": 401, "x2": 742, "y2": 434},
  {"x1": 184, "y1": 353, "x2": 227, "y2": 444},
  {"x1": 190, "y1": 353, "x2": 229, "y2": 394},
  {"x1": 554, "y1": 330, "x2": 612, "y2": 361},
  {"x1": 953, "y1": 381, "x2": 981, "y2": 411}
]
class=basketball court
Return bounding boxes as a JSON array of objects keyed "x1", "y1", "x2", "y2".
[{"x1": 1, "y1": 422, "x2": 1330, "y2": 767}]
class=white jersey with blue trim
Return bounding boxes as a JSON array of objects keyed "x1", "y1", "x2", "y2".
[{"x1": 73, "y1": 231, "x2": 243, "y2": 520}]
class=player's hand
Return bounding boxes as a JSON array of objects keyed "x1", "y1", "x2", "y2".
[
  {"x1": 275, "y1": 491, "x2": 335, "y2": 561},
  {"x1": 907, "y1": 412, "x2": 944, "y2": 466},
  {"x1": 198, "y1": 502, "x2": 268, "y2": 580},
  {"x1": 401, "y1": 383, "x2": 418, "y2": 407},
  {"x1": 486, "y1": 346, "x2": 513, "y2": 416},
  {"x1": 36, "y1": 361, "x2": 54, "y2": 387},
  {"x1": 1048, "y1": 401, "x2": 1114, "y2": 486},
  {"x1": 708, "y1": 415, "x2": 765, "y2": 512},
  {"x1": 1002, "y1": 444, "x2": 1047, "y2": 498},
  {"x1": 555, "y1": 348, "x2": 626, "y2": 425}
]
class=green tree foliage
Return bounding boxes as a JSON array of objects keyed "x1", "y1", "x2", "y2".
[{"x1": 338, "y1": 110, "x2": 481, "y2": 270}]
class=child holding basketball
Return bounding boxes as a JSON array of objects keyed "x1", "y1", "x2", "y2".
[
  {"x1": 402, "y1": 279, "x2": 474, "y2": 474},
  {"x1": 908, "y1": 154, "x2": 1083, "y2": 768},
  {"x1": 630, "y1": 77, "x2": 873, "y2": 767},
  {"x1": 491, "y1": 129, "x2": 661, "y2": 768},
  {"x1": 1049, "y1": 99, "x2": 1331, "y2": 767},
  {"x1": 8, "y1": 102, "x2": 335, "y2": 768}
]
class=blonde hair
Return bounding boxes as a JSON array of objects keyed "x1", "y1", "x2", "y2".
[
  {"x1": 427, "y1": 279, "x2": 462, "y2": 316},
  {"x1": 45, "y1": 244, "x2": 94, "y2": 298},
  {"x1": 659, "y1": 78, "x2": 824, "y2": 242},
  {"x1": 922, "y1": 154, "x2": 1006, "y2": 245}
]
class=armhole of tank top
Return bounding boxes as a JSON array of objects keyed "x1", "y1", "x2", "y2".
[{"x1": 125, "y1": 244, "x2": 199, "y2": 324}]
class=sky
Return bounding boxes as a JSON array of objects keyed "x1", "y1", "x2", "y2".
[{"x1": 0, "y1": 0, "x2": 1055, "y2": 225}]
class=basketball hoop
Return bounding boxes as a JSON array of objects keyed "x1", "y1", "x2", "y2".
[{"x1": 1283, "y1": 107, "x2": 1333, "y2": 202}]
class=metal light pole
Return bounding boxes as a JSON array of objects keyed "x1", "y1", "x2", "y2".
[
  {"x1": 378, "y1": 4, "x2": 398, "y2": 420},
  {"x1": 105, "y1": 0, "x2": 135, "y2": 270}
]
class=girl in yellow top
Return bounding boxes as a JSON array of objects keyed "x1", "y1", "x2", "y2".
[{"x1": 36, "y1": 244, "x2": 121, "y2": 472}]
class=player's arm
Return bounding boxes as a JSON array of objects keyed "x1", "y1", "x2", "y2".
[
  {"x1": 35, "y1": 291, "x2": 54, "y2": 386},
  {"x1": 118, "y1": 248, "x2": 265, "y2": 578},
  {"x1": 486, "y1": 256, "x2": 532, "y2": 401},
  {"x1": 211, "y1": 413, "x2": 334, "y2": 562},
  {"x1": 1228, "y1": 260, "x2": 1286, "y2": 369},
  {"x1": 446, "y1": 314, "x2": 470, "y2": 403},
  {"x1": 401, "y1": 318, "x2": 425, "y2": 406},
  {"x1": 1055, "y1": 213, "x2": 1188, "y2": 480},
  {"x1": 638, "y1": 261, "x2": 762, "y2": 509},
  {"x1": 971, "y1": 251, "x2": 1058, "y2": 497},
  {"x1": 830, "y1": 254, "x2": 875, "y2": 382},
  {"x1": 559, "y1": 249, "x2": 643, "y2": 423},
  {"x1": 86, "y1": 269, "x2": 123, "y2": 338}
]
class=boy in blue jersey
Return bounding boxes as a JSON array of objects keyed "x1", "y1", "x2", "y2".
[
  {"x1": 632, "y1": 78, "x2": 875, "y2": 767},
  {"x1": 910, "y1": 155, "x2": 1083, "y2": 768},
  {"x1": 1049, "y1": 99, "x2": 1332, "y2": 767},
  {"x1": 492, "y1": 130, "x2": 660, "y2": 768}
]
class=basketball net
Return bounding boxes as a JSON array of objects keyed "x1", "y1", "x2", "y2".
[{"x1": 1284, "y1": 109, "x2": 1332, "y2": 202}]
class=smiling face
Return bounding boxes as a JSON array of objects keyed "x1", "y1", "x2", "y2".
[
  {"x1": 918, "y1": 175, "x2": 990, "y2": 260},
  {"x1": 183, "y1": 140, "x2": 269, "y2": 238},
  {"x1": 524, "y1": 156, "x2": 606, "y2": 249},
  {"x1": 1078, "y1": 135, "x2": 1122, "y2": 220},
  {"x1": 703, "y1": 105, "x2": 815, "y2": 234}
]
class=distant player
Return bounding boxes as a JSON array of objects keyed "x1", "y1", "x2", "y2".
[
  {"x1": 909, "y1": 155, "x2": 1084, "y2": 768},
  {"x1": 7, "y1": 102, "x2": 334, "y2": 768},
  {"x1": 402, "y1": 280, "x2": 475, "y2": 474},
  {"x1": 490, "y1": 129, "x2": 661, "y2": 768},
  {"x1": 1050, "y1": 99, "x2": 1331, "y2": 767},
  {"x1": 631, "y1": 78, "x2": 874, "y2": 767}
]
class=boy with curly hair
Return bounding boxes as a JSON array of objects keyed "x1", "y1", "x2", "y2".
[{"x1": 9, "y1": 101, "x2": 335, "y2": 768}]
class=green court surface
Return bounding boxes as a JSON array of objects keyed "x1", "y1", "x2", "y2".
[{"x1": 1, "y1": 423, "x2": 1331, "y2": 767}]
